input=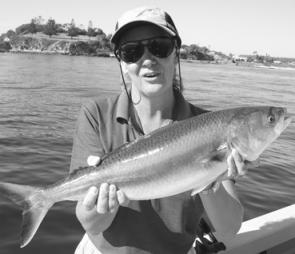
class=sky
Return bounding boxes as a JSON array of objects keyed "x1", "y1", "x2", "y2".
[{"x1": 1, "y1": 0, "x2": 294, "y2": 58}]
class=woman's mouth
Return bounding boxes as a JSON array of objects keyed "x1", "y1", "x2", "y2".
[{"x1": 143, "y1": 72, "x2": 159, "y2": 78}]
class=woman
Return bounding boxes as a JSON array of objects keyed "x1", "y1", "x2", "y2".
[{"x1": 71, "y1": 6, "x2": 252, "y2": 254}]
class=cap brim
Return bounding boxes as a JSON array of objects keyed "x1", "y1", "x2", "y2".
[{"x1": 111, "y1": 20, "x2": 179, "y2": 46}]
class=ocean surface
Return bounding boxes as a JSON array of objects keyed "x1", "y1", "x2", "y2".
[{"x1": 0, "y1": 54, "x2": 294, "y2": 254}]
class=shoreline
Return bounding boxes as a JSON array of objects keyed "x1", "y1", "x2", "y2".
[
  {"x1": 2, "y1": 50, "x2": 295, "y2": 71},
  {"x1": 9, "y1": 49, "x2": 68, "y2": 55},
  {"x1": 7, "y1": 48, "x2": 114, "y2": 57}
]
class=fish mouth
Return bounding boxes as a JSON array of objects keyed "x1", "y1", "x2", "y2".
[{"x1": 282, "y1": 114, "x2": 292, "y2": 130}]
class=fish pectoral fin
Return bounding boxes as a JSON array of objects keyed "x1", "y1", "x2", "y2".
[
  {"x1": 191, "y1": 185, "x2": 209, "y2": 196},
  {"x1": 194, "y1": 145, "x2": 229, "y2": 196},
  {"x1": 201, "y1": 143, "x2": 229, "y2": 167}
]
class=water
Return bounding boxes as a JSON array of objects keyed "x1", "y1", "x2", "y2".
[{"x1": 0, "y1": 54, "x2": 294, "y2": 254}]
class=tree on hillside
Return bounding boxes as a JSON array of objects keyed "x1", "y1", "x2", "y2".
[
  {"x1": 87, "y1": 20, "x2": 96, "y2": 37},
  {"x1": 67, "y1": 18, "x2": 79, "y2": 38},
  {"x1": 15, "y1": 24, "x2": 31, "y2": 35},
  {"x1": 96, "y1": 28, "x2": 105, "y2": 36},
  {"x1": 32, "y1": 16, "x2": 46, "y2": 33},
  {"x1": 71, "y1": 19, "x2": 76, "y2": 26},
  {"x1": 32, "y1": 16, "x2": 45, "y2": 25},
  {"x1": 6, "y1": 30, "x2": 16, "y2": 38},
  {"x1": 44, "y1": 18, "x2": 57, "y2": 37},
  {"x1": 99, "y1": 37, "x2": 112, "y2": 50},
  {"x1": 87, "y1": 27, "x2": 96, "y2": 37},
  {"x1": 78, "y1": 27, "x2": 87, "y2": 36},
  {"x1": 28, "y1": 19, "x2": 37, "y2": 34},
  {"x1": 0, "y1": 41, "x2": 12, "y2": 52},
  {"x1": 95, "y1": 28, "x2": 107, "y2": 43},
  {"x1": 181, "y1": 44, "x2": 214, "y2": 61},
  {"x1": 88, "y1": 20, "x2": 93, "y2": 29},
  {"x1": 68, "y1": 27, "x2": 79, "y2": 39},
  {"x1": 185, "y1": 44, "x2": 199, "y2": 59},
  {"x1": 68, "y1": 27, "x2": 79, "y2": 38}
]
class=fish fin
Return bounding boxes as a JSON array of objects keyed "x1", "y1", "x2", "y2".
[
  {"x1": 193, "y1": 144, "x2": 228, "y2": 196},
  {"x1": 0, "y1": 182, "x2": 53, "y2": 248},
  {"x1": 191, "y1": 185, "x2": 209, "y2": 196},
  {"x1": 201, "y1": 143, "x2": 229, "y2": 166},
  {"x1": 217, "y1": 143, "x2": 228, "y2": 151}
]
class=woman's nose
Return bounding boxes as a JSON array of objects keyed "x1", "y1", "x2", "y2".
[{"x1": 141, "y1": 46, "x2": 156, "y2": 64}]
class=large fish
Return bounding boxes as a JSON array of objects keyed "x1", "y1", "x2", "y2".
[{"x1": 0, "y1": 106, "x2": 292, "y2": 247}]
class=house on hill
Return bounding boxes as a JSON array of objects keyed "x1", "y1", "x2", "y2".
[{"x1": 232, "y1": 55, "x2": 248, "y2": 62}]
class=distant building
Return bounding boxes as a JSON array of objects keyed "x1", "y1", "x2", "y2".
[
  {"x1": 4, "y1": 37, "x2": 10, "y2": 42},
  {"x1": 273, "y1": 60, "x2": 281, "y2": 64},
  {"x1": 60, "y1": 24, "x2": 71, "y2": 32},
  {"x1": 232, "y1": 55, "x2": 248, "y2": 62}
]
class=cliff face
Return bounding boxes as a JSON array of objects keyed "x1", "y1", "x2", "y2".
[
  {"x1": 3, "y1": 34, "x2": 112, "y2": 56},
  {"x1": 8, "y1": 35, "x2": 71, "y2": 54}
]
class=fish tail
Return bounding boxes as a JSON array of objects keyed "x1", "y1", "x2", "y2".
[{"x1": 0, "y1": 182, "x2": 53, "y2": 248}]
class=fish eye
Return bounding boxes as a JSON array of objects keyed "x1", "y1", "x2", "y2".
[{"x1": 267, "y1": 114, "x2": 276, "y2": 123}]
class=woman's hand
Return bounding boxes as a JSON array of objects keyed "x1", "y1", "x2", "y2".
[
  {"x1": 76, "y1": 155, "x2": 129, "y2": 236},
  {"x1": 226, "y1": 148, "x2": 260, "y2": 180},
  {"x1": 202, "y1": 148, "x2": 259, "y2": 194}
]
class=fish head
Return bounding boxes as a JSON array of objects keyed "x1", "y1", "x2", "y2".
[{"x1": 229, "y1": 106, "x2": 292, "y2": 161}]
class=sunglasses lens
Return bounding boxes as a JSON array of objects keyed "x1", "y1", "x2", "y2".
[
  {"x1": 119, "y1": 43, "x2": 144, "y2": 63},
  {"x1": 118, "y1": 37, "x2": 175, "y2": 63},
  {"x1": 149, "y1": 38, "x2": 174, "y2": 58}
]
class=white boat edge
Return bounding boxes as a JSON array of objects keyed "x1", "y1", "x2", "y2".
[{"x1": 218, "y1": 204, "x2": 295, "y2": 254}]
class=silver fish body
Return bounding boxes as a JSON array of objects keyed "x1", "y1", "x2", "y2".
[{"x1": 0, "y1": 106, "x2": 292, "y2": 247}]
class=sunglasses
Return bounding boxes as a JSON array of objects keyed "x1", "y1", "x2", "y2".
[{"x1": 116, "y1": 36, "x2": 176, "y2": 63}]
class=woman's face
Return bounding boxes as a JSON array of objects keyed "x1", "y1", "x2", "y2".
[{"x1": 118, "y1": 25, "x2": 177, "y2": 99}]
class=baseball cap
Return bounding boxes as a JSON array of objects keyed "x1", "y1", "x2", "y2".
[{"x1": 111, "y1": 6, "x2": 181, "y2": 47}]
